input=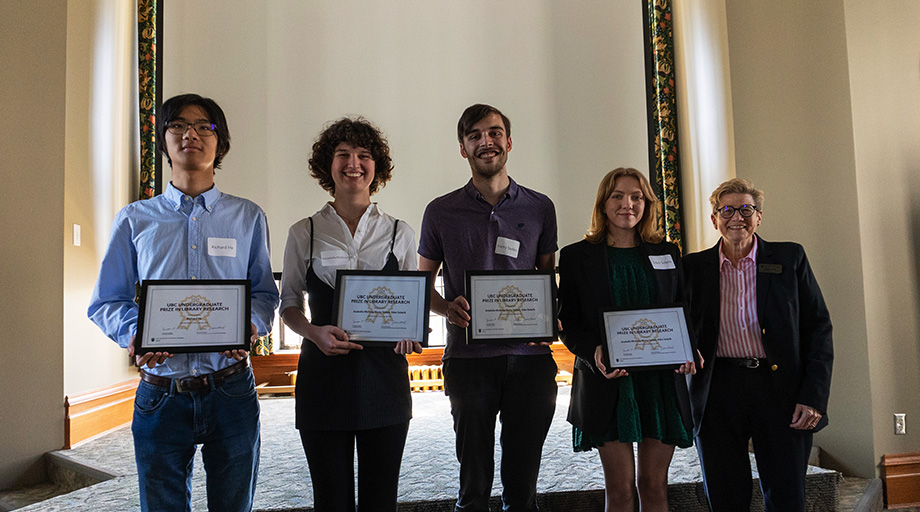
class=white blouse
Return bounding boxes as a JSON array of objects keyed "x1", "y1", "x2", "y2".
[{"x1": 279, "y1": 202, "x2": 418, "y2": 316}]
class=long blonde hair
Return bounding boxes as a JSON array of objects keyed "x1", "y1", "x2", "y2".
[{"x1": 585, "y1": 168, "x2": 663, "y2": 244}]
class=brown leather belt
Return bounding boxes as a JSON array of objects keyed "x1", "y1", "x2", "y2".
[{"x1": 140, "y1": 358, "x2": 251, "y2": 392}]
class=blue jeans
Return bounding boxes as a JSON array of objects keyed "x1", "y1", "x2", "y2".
[
  {"x1": 132, "y1": 368, "x2": 261, "y2": 512},
  {"x1": 443, "y1": 354, "x2": 558, "y2": 512}
]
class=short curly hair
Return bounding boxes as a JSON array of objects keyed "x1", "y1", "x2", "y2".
[{"x1": 308, "y1": 118, "x2": 394, "y2": 196}]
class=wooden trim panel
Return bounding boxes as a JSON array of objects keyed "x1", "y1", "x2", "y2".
[
  {"x1": 64, "y1": 378, "x2": 139, "y2": 449},
  {"x1": 251, "y1": 352, "x2": 299, "y2": 386},
  {"x1": 881, "y1": 451, "x2": 920, "y2": 508}
]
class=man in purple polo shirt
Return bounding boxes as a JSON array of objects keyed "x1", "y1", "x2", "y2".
[{"x1": 418, "y1": 104, "x2": 559, "y2": 512}]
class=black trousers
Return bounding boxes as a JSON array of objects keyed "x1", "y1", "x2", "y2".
[
  {"x1": 443, "y1": 354, "x2": 558, "y2": 512},
  {"x1": 300, "y1": 421, "x2": 410, "y2": 512},
  {"x1": 696, "y1": 362, "x2": 813, "y2": 512}
]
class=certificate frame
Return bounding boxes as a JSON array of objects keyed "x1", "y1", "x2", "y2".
[
  {"x1": 465, "y1": 270, "x2": 559, "y2": 344},
  {"x1": 135, "y1": 279, "x2": 251, "y2": 355},
  {"x1": 600, "y1": 304, "x2": 694, "y2": 372},
  {"x1": 331, "y1": 270, "x2": 431, "y2": 347}
]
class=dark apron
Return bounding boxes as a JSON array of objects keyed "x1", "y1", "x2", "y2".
[{"x1": 294, "y1": 217, "x2": 412, "y2": 431}]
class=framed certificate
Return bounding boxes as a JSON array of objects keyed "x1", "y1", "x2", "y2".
[
  {"x1": 600, "y1": 305, "x2": 694, "y2": 371},
  {"x1": 136, "y1": 279, "x2": 251, "y2": 355},
  {"x1": 465, "y1": 270, "x2": 558, "y2": 344},
  {"x1": 332, "y1": 270, "x2": 431, "y2": 347}
]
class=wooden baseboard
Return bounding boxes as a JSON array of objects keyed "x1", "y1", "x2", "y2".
[
  {"x1": 64, "y1": 379, "x2": 139, "y2": 449},
  {"x1": 881, "y1": 451, "x2": 920, "y2": 508}
]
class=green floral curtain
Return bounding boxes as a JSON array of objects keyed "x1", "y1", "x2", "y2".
[
  {"x1": 646, "y1": 0, "x2": 684, "y2": 251},
  {"x1": 138, "y1": 0, "x2": 157, "y2": 200}
]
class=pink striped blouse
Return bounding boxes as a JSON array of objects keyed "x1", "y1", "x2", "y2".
[{"x1": 716, "y1": 238, "x2": 766, "y2": 358}]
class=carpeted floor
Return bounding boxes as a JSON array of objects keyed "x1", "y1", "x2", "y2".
[{"x1": 13, "y1": 386, "x2": 848, "y2": 511}]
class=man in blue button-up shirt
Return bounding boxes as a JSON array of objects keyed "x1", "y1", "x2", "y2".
[{"x1": 88, "y1": 93, "x2": 279, "y2": 512}]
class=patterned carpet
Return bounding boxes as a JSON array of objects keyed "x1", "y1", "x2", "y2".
[{"x1": 8, "y1": 386, "x2": 850, "y2": 511}]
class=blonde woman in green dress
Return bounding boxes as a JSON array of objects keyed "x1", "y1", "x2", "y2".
[{"x1": 558, "y1": 168, "x2": 700, "y2": 511}]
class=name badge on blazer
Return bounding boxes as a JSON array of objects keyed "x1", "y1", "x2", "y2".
[
  {"x1": 648, "y1": 254, "x2": 676, "y2": 270},
  {"x1": 758, "y1": 263, "x2": 783, "y2": 274}
]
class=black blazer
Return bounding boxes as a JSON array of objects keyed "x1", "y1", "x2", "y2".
[
  {"x1": 683, "y1": 235, "x2": 833, "y2": 436},
  {"x1": 558, "y1": 238, "x2": 695, "y2": 435}
]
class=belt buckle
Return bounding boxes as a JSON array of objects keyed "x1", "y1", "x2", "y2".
[
  {"x1": 175, "y1": 376, "x2": 206, "y2": 393},
  {"x1": 743, "y1": 357, "x2": 760, "y2": 369}
]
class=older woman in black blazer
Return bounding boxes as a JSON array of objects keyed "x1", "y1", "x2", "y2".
[
  {"x1": 558, "y1": 168, "x2": 698, "y2": 512},
  {"x1": 683, "y1": 178, "x2": 833, "y2": 512}
]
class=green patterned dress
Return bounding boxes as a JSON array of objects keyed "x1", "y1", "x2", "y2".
[{"x1": 573, "y1": 246, "x2": 692, "y2": 450}]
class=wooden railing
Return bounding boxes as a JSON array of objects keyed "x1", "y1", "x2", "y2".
[{"x1": 251, "y1": 342, "x2": 576, "y2": 395}]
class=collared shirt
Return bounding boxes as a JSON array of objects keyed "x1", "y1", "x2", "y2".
[
  {"x1": 717, "y1": 237, "x2": 766, "y2": 358},
  {"x1": 88, "y1": 182, "x2": 280, "y2": 379},
  {"x1": 279, "y1": 202, "x2": 417, "y2": 315},
  {"x1": 418, "y1": 177, "x2": 558, "y2": 359}
]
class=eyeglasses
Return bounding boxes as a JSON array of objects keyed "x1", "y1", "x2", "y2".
[
  {"x1": 715, "y1": 204, "x2": 759, "y2": 219},
  {"x1": 166, "y1": 121, "x2": 217, "y2": 137}
]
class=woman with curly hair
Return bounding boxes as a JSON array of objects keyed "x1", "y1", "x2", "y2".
[{"x1": 279, "y1": 117, "x2": 420, "y2": 511}]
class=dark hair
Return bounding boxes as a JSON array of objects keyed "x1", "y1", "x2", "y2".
[
  {"x1": 157, "y1": 93, "x2": 231, "y2": 170},
  {"x1": 308, "y1": 117, "x2": 394, "y2": 196},
  {"x1": 457, "y1": 104, "x2": 511, "y2": 142}
]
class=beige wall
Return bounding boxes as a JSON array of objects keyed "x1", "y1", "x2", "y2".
[
  {"x1": 0, "y1": 0, "x2": 67, "y2": 490},
  {"x1": 724, "y1": 0, "x2": 920, "y2": 478},
  {"x1": 64, "y1": 0, "x2": 139, "y2": 396},
  {"x1": 163, "y1": 0, "x2": 653, "y2": 255},
  {"x1": 0, "y1": 0, "x2": 139, "y2": 489},
  {"x1": 843, "y1": 0, "x2": 920, "y2": 467}
]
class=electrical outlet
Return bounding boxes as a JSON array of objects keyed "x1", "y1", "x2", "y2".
[{"x1": 894, "y1": 413, "x2": 906, "y2": 435}]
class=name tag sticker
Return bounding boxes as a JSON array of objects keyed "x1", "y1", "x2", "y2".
[
  {"x1": 759, "y1": 263, "x2": 783, "y2": 274},
  {"x1": 649, "y1": 254, "x2": 676, "y2": 270},
  {"x1": 495, "y1": 237, "x2": 521, "y2": 259},
  {"x1": 321, "y1": 250, "x2": 350, "y2": 267},
  {"x1": 207, "y1": 237, "x2": 237, "y2": 257}
]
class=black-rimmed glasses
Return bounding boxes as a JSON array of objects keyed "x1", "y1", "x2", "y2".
[
  {"x1": 715, "y1": 204, "x2": 758, "y2": 219},
  {"x1": 166, "y1": 121, "x2": 217, "y2": 137}
]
